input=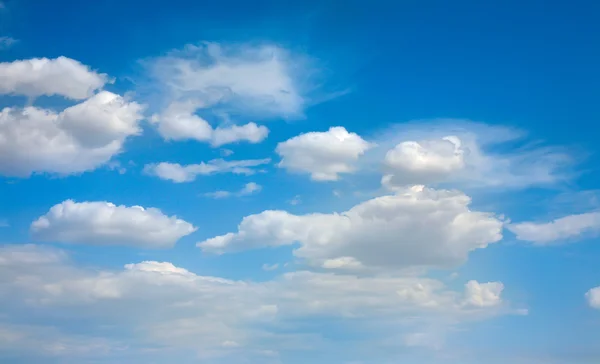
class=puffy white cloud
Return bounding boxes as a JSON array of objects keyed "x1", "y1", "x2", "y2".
[
  {"x1": 150, "y1": 101, "x2": 269, "y2": 146},
  {"x1": 198, "y1": 185, "x2": 503, "y2": 271},
  {"x1": 0, "y1": 244, "x2": 512, "y2": 361},
  {"x1": 204, "y1": 182, "x2": 262, "y2": 199},
  {"x1": 383, "y1": 136, "x2": 465, "y2": 187},
  {"x1": 508, "y1": 212, "x2": 600, "y2": 245},
  {"x1": 0, "y1": 57, "x2": 109, "y2": 99},
  {"x1": 586, "y1": 287, "x2": 600, "y2": 309},
  {"x1": 276, "y1": 127, "x2": 372, "y2": 181},
  {"x1": 144, "y1": 158, "x2": 270, "y2": 183},
  {"x1": 30, "y1": 200, "x2": 196, "y2": 248},
  {"x1": 0, "y1": 91, "x2": 144, "y2": 177},
  {"x1": 373, "y1": 121, "x2": 573, "y2": 190}
]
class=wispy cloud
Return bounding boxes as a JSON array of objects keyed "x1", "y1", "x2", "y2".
[{"x1": 203, "y1": 182, "x2": 262, "y2": 199}]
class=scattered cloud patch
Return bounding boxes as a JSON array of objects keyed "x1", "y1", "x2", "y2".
[
  {"x1": 276, "y1": 127, "x2": 372, "y2": 181},
  {"x1": 508, "y1": 212, "x2": 600, "y2": 245},
  {"x1": 0, "y1": 36, "x2": 17, "y2": 50},
  {"x1": 31, "y1": 200, "x2": 196, "y2": 248},
  {"x1": 204, "y1": 182, "x2": 262, "y2": 199},
  {"x1": 144, "y1": 158, "x2": 270, "y2": 183}
]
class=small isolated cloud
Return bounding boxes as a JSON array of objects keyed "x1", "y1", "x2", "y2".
[
  {"x1": 463, "y1": 280, "x2": 504, "y2": 308},
  {"x1": 0, "y1": 36, "x2": 17, "y2": 50},
  {"x1": 0, "y1": 57, "x2": 109, "y2": 100},
  {"x1": 0, "y1": 91, "x2": 144, "y2": 177},
  {"x1": 586, "y1": 287, "x2": 600, "y2": 309},
  {"x1": 372, "y1": 120, "x2": 573, "y2": 190},
  {"x1": 289, "y1": 195, "x2": 301, "y2": 205},
  {"x1": 198, "y1": 185, "x2": 503, "y2": 272},
  {"x1": 261, "y1": 263, "x2": 279, "y2": 271},
  {"x1": 276, "y1": 127, "x2": 372, "y2": 181},
  {"x1": 508, "y1": 211, "x2": 600, "y2": 245},
  {"x1": 204, "y1": 182, "x2": 262, "y2": 199},
  {"x1": 144, "y1": 158, "x2": 270, "y2": 183},
  {"x1": 30, "y1": 200, "x2": 197, "y2": 248}
]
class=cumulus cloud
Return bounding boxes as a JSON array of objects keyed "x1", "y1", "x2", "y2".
[
  {"x1": 204, "y1": 182, "x2": 262, "y2": 199},
  {"x1": 382, "y1": 136, "x2": 465, "y2": 187},
  {"x1": 150, "y1": 101, "x2": 269, "y2": 146},
  {"x1": 276, "y1": 127, "x2": 372, "y2": 181},
  {"x1": 0, "y1": 57, "x2": 109, "y2": 100},
  {"x1": 586, "y1": 287, "x2": 600, "y2": 309},
  {"x1": 0, "y1": 91, "x2": 144, "y2": 177},
  {"x1": 508, "y1": 212, "x2": 600, "y2": 245},
  {"x1": 143, "y1": 158, "x2": 270, "y2": 183},
  {"x1": 0, "y1": 244, "x2": 512, "y2": 361},
  {"x1": 30, "y1": 200, "x2": 197, "y2": 248},
  {"x1": 372, "y1": 120, "x2": 573, "y2": 190},
  {"x1": 198, "y1": 185, "x2": 503, "y2": 271}
]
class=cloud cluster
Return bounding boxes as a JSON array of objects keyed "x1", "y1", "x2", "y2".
[
  {"x1": 198, "y1": 185, "x2": 503, "y2": 271},
  {"x1": 0, "y1": 57, "x2": 143, "y2": 177},
  {"x1": 143, "y1": 158, "x2": 270, "y2": 183},
  {"x1": 0, "y1": 244, "x2": 512, "y2": 361},
  {"x1": 31, "y1": 200, "x2": 196, "y2": 248}
]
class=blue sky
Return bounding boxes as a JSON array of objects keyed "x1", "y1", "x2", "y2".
[{"x1": 1, "y1": 0, "x2": 600, "y2": 363}]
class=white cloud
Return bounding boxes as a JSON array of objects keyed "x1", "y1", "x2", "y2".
[
  {"x1": 276, "y1": 127, "x2": 372, "y2": 181},
  {"x1": 372, "y1": 120, "x2": 573, "y2": 190},
  {"x1": 382, "y1": 136, "x2": 465, "y2": 187},
  {"x1": 147, "y1": 42, "x2": 307, "y2": 118},
  {"x1": 0, "y1": 57, "x2": 109, "y2": 100},
  {"x1": 0, "y1": 244, "x2": 513, "y2": 361},
  {"x1": 150, "y1": 101, "x2": 269, "y2": 146},
  {"x1": 30, "y1": 200, "x2": 197, "y2": 248},
  {"x1": 144, "y1": 158, "x2": 270, "y2": 183},
  {"x1": 142, "y1": 42, "x2": 319, "y2": 147},
  {"x1": 198, "y1": 185, "x2": 503, "y2": 271},
  {"x1": 262, "y1": 263, "x2": 279, "y2": 271},
  {"x1": 508, "y1": 212, "x2": 600, "y2": 245},
  {"x1": 0, "y1": 36, "x2": 16, "y2": 50},
  {"x1": 586, "y1": 287, "x2": 600, "y2": 309},
  {"x1": 463, "y1": 280, "x2": 504, "y2": 307},
  {"x1": 204, "y1": 182, "x2": 262, "y2": 199},
  {"x1": 0, "y1": 91, "x2": 144, "y2": 177}
]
